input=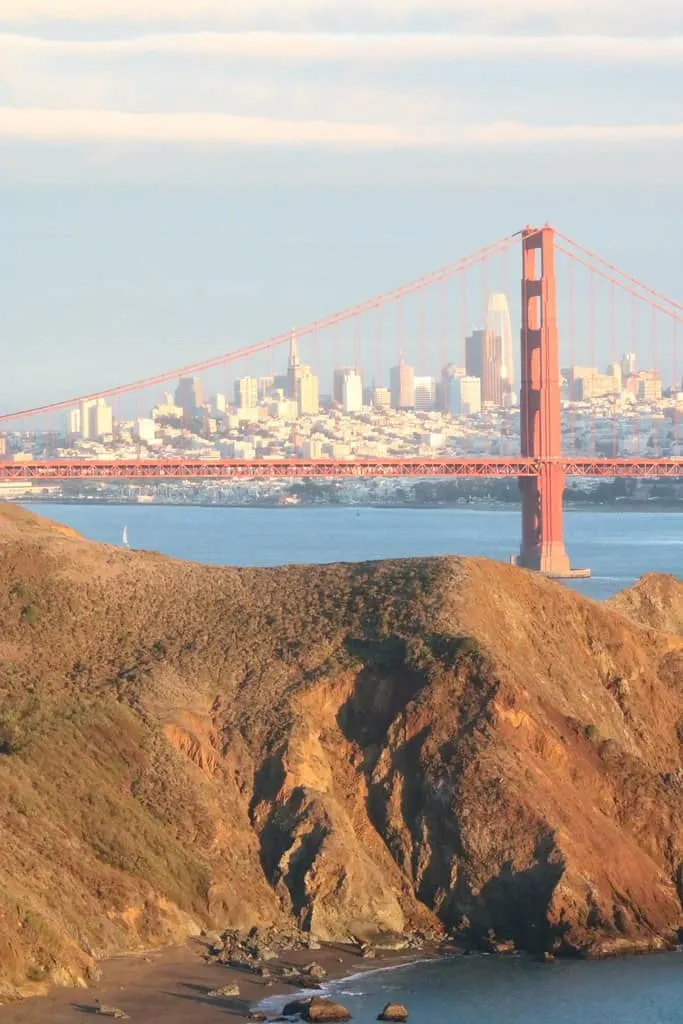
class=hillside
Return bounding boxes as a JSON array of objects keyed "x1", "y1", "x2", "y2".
[{"x1": 1, "y1": 504, "x2": 683, "y2": 999}]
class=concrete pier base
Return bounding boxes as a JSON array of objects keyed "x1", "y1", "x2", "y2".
[{"x1": 510, "y1": 553, "x2": 591, "y2": 579}]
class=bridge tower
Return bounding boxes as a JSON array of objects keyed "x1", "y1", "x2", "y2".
[{"x1": 517, "y1": 226, "x2": 584, "y2": 577}]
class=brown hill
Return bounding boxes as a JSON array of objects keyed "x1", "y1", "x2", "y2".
[
  {"x1": 1, "y1": 504, "x2": 683, "y2": 999},
  {"x1": 608, "y1": 573, "x2": 683, "y2": 637}
]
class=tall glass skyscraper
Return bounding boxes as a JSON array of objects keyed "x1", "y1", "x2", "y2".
[{"x1": 486, "y1": 293, "x2": 514, "y2": 396}]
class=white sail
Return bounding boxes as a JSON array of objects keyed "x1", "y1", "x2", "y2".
[{"x1": 122, "y1": 526, "x2": 129, "y2": 548}]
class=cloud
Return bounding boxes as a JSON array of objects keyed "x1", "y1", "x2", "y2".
[
  {"x1": 0, "y1": 106, "x2": 440, "y2": 145},
  {"x1": 1, "y1": 106, "x2": 682, "y2": 148},
  {"x1": 2, "y1": 31, "x2": 683, "y2": 62},
  {"x1": 0, "y1": 0, "x2": 680, "y2": 31}
]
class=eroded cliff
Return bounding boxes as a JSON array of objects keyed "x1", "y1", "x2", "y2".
[{"x1": 1, "y1": 504, "x2": 683, "y2": 998}]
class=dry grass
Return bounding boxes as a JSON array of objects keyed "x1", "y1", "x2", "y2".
[{"x1": 1, "y1": 504, "x2": 683, "y2": 996}]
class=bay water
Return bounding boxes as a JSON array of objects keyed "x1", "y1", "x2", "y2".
[
  {"x1": 21, "y1": 503, "x2": 683, "y2": 601},
  {"x1": 20, "y1": 502, "x2": 683, "y2": 1019}
]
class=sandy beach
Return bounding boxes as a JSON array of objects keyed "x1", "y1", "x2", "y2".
[{"x1": 0, "y1": 939, "x2": 427, "y2": 1023}]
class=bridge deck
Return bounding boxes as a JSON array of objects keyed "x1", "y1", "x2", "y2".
[{"x1": 2, "y1": 457, "x2": 683, "y2": 481}]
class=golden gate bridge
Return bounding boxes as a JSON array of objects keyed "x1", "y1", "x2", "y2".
[{"x1": 1, "y1": 225, "x2": 682, "y2": 578}]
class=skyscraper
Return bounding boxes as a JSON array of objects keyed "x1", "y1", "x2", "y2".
[
  {"x1": 621, "y1": 352, "x2": 637, "y2": 379},
  {"x1": 175, "y1": 377, "x2": 204, "y2": 420},
  {"x1": 486, "y1": 293, "x2": 514, "y2": 396},
  {"x1": 448, "y1": 376, "x2": 481, "y2": 416},
  {"x1": 297, "y1": 370, "x2": 320, "y2": 415},
  {"x1": 333, "y1": 367, "x2": 360, "y2": 407},
  {"x1": 390, "y1": 358, "x2": 415, "y2": 410},
  {"x1": 414, "y1": 376, "x2": 437, "y2": 411},
  {"x1": 234, "y1": 377, "x2": 258, "y2": 409},
  {"x1": 341, "y1": 370, "x2": 363, "y2": 413},
  {"x1": 88, "y1": 399, "x2": 113, "y2": 439},
  {"x1": 288, "y1": 331, "x2": 307, "y2": 400},
  {"x1": 466, "y1": 330, "x2": 502, "y2": 405}
]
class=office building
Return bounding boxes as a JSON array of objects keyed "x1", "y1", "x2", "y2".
[
  {"x1": 297, "y1": 370, "x2": 320, "y2": 416},
  {"x1": 373, "y1": 387, "x2": 391, "y2": 409},
  {"x1": 175, "y1": 377, "x2": 204, "y2": 419},
  {"x1": 621, "y1": 352, "x2": 637, "y2": 380},
  {"x1": 88, "y1": 399, "x2": 113, "y2": 439},
  {"x1": 414, "y1": 376, "x2": 437, "y2": 412},
  {"x1": 448, "y1": 375, "x2": 482, "y2": 416},
  {"x1": 258, "y1": 376, "x2": 276, "y2": 401},
  {"x1": 287, "y1": 331, "x2": 307, "y2": 400},
  {"x1": 486, "y1": 293, "x2": 514, "y2": 395},
  {"x1": 466, "y1": 329, "x2": 503, "y2": 405},
  {"x1": 607, "y1": 363, "x2": 623, "y2": 392},
  {"x1": 333, "y1": 367, "x2": 360, "y2": 407},
  {"x1": 67, "y1": 407, "x2": 81, "y2": 436},
  {"x1": 390, "y1": 358, "x2": 415, "y2": 410},
  {"x1": 574, "y1": 372, "x2": 616, "y2": 401},
  {"x1": 135, "y1": 418, "x2": 157, "y2": 444},
  {"x1": 79, "y1": 399, "x2": 95, "y2": 440},
  {"x1": 441, "y1": 364, "x2": 466, "y2": 412},
  {"x1": 637, "y1": 371, "x2": 662, "y2": 403},
  {"x1": 234, "y1": 376, "x2": 258, "y2": 410},
  {"x1": 341, "y1": 370, "x2": 363, "y2": 413}
]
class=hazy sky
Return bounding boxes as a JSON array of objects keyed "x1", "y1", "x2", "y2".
[{"x1": 1, "y1": 0, "x2": 682, "y2": 411}]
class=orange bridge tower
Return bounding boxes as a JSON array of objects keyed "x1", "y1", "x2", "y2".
[{"x1": 517, "y1": 226, "x2": 588, "y2": 578}]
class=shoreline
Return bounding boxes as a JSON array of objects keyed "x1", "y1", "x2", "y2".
[
  {"x1": 0, "y1": 940, "x2": 431, "y2": 1023},
  {"x1": 16, "y1": 498, "x2": 683, "y2": 514},
  {"x1": 2, "y1": 932, "x2": 679, "y2": 1023}
]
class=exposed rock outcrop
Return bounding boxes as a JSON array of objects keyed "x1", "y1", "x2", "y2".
[{"x1": 1, "y1": 506, "x2": 683, "y2": 999}]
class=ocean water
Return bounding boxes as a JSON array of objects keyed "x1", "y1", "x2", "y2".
[
  {"x1": 260, "y1": 953, "x2": 683, "y2": 1024},
  {"x1": 21, "y1": 502, "x2": 683, "y2": 600}
]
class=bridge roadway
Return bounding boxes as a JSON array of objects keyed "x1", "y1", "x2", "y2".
[{"x1": 2, "y1": 457, "x2": 683, "y2": 481}]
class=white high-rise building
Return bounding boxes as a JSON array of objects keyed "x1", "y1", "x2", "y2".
[
  {"x1": 342, "y1": 371, "x2": 363, "y2": 413},
  {"x1": 414, "y1": 376, "x2": 437, "y2": 411},
  {"x1": 67, "y1": 407, "x2": 81, "y2": 436},
  {"x1": 79, "y1": 399, "x2": 95, "y2": 440},
  {"x1": 621, "y1": 352, "x2": 637, "y2": 379},
  {"x1": 234, "y1": 377, "x2": 258, "y2": 409},
  {"x1": 88, "y1": 399, "x2": 113, "y2": 439},
  {"x1": 486, "y1": 293, "x2": 514, "y2": 397},
  {"x1": 449, "y1": 376, "x2": 481, "y2": 417},
  {"x1": 135, "y1": 418, "x2": 156, "y2": 444}
]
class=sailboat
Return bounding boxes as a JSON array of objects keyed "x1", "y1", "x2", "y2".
[{"x1": 122, "y1": 525, "x2": 130, "y2": 549}]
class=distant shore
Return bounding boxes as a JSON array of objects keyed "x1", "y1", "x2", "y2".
[{"x1": 15, "y1": 497, "x2": 683, "y2": 513}]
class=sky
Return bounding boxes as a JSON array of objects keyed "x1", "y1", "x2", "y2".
[{"x1": 1, "y1": 0, "x2": 682, "y2": 412}]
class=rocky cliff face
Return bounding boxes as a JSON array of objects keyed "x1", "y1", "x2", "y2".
[{"x1": 1, "y1": 505, "x2": 683, "y2": 998}]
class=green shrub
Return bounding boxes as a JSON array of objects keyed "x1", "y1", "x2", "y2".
[{"x1": 20, "y1": 605, "x2": 40, "y2": 625}]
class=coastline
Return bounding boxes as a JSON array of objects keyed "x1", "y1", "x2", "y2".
[{"x1": 0, "y1": 940, "x2": 432, "y2": 1023}]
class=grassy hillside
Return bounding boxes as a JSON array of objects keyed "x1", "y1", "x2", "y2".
[{"x1": 1, "y1": 504, "x2": 683, "y2": 999}]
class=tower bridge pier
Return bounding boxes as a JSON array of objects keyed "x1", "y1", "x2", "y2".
[{"x1": 516, "y1": 226, "x2": 590, "y2": 579}]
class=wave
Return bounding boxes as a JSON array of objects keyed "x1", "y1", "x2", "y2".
[{"x1": 257, "y1": 956, "x2": 438, "y2": 1013}]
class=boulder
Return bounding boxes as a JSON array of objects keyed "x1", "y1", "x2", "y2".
[
  {"x1": 303, "y1": 962, "x2": 328, "y2": 980},
  {"x1": 208, "y1": 984, "x2": 240, "y2": 998},
  {"x1": 377, "y1": 1004, "x2": 408, "y2": 1022},
  {"x1": 282, "y1": 997, "x2": 313, "y2": 1017},
  {"x1": 305, "y1": 997, "x2": 352, "y2": 1022}
]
